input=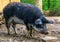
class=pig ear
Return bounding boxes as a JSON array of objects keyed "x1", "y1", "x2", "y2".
[{"x1": 35, "y1": 19, "x2": 42, "y2": 24}]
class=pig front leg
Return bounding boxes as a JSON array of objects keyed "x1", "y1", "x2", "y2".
[{"x1": 25, "y1": 22, "x2": 33, "y2": 38}]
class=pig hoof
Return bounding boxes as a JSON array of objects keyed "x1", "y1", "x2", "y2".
[
  {"x1": 44, "y1": 32, "x2": 49, "y2": 35},
  {"x1": 7, "y1": 33, "x2": 10, "y2": 35},
  {"x1": 41, "y1": 32, "x2": 49, "y2": 35},
  {"x1": 14, "y1": 33, "x2": 17, "y2": 35}
]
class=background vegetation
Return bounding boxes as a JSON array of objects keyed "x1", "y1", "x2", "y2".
[
  {"x1": 43, "y1": 0, "x2": 60, "y2": 16},
  {"x1": 20, "y1": 0, "x2": 34, "y2": 4},
  {"x1": 20, "y1": 0, "x2": 60, "y2": 16}
]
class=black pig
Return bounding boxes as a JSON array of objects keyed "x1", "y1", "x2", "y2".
[{"x1": 3, "y1": 2, "x2": 53, "y2": 36}]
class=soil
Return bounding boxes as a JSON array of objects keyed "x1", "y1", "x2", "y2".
[{"x1": 0, "y1": 17, "x2": 60, "y2": 42}]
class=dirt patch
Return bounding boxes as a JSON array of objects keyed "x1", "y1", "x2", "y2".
[{"x1": 0, "y1": 24, "x2": 59, "y2": 42}]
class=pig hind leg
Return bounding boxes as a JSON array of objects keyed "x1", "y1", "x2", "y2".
[
  {"x1": 5, "y1": 21, "x2": 11, "y2": 35},
  {"x1": 12, "y1": 23, "x2": 17, "y2": 35},
  {"x1": 12, "y1": 20, "x2": 17, "y2": 35}
]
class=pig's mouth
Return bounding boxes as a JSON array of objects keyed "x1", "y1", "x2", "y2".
[{"x1": 33, "y1": 25, "x2": 48, "y2": 35}]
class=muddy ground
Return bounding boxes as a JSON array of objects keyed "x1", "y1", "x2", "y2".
[{"x1": 0, "y1": 17, "x2": 60, "y2": 42}]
